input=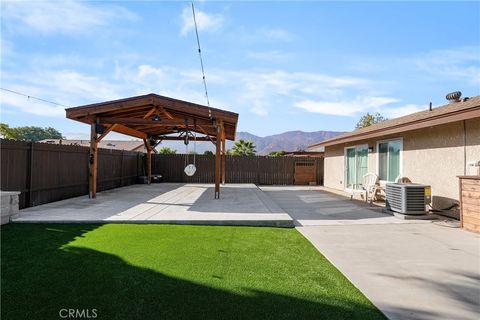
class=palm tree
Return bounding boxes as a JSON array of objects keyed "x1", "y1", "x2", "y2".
[{"x1": 231, "y1": 139, "x2": 256, "y2": 156}]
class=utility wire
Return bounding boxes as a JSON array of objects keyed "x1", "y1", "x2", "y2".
[
  {"x1": 191, "y1": 2, "x2": 211, "y2": 111},
  {"x1": 1, "y1": 87, "x2": 71, "y2": 108}
]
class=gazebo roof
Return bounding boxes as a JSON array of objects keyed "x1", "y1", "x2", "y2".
[{"x1": 65, "y1": 93, "x2": 239, "y2": 141}]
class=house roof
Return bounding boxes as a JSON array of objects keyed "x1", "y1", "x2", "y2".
[
  {"x1": 309, "y1": 95, "x2": 480, "y2": 148},
  {"x1": 40, "y1": 139, "x2": 145, "y2": 152},
  {"x1": 284, "y1": 151, "x2": 324, "y2": 157},
  {"x1": 65, "y1": 93, "x2": 239, "y2": 141}
]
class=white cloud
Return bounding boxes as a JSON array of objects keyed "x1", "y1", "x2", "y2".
[
  {"x1": 0, "y1": 38, "x2": 14, "y2": 57},
  {"x1": 247, "y1": 50, "x2": 292, "y2": 62},
  {"x1": 48, "y1": 71, "x2": 120, "y2": 101},
  {"x1": 239, "y1": 28, "x2": 294, "y2": 43},
  {"x1": 107, "y1": 64, "x2": 373, "y2": 117},
  {"x1": 2, "y1": 0, "x2": 136, "y2": 35},
  {"x1": 1, "y1": 90, "x2": 66, "y2": 117},
  {"x1": 414, "y1": 46, "x2": 480, "y2": 82},
  {"x1": 294, "y1": 97, "x2": 399, "y2": 116},
  {"x1": 180, "y1": 6, "x2": 224, "y2": 36},
  {"x1": 214, "y1": 70, "x2": 371, "y2": 116},
  {"x1": 383, "y1": 104, "x2": 425, "y2": 118},
  {"x1": 259, "y1": 28, "x2": 293, "y2": 41},
  {"x1": 1, "y1": 69, "x2": 123, "y2": 117}
]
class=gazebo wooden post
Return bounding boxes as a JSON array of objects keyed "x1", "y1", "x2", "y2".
[
  {"x1": 143, "y1": 138, "x2": 152, "y2": 185},
  {"x1": 89, "y1": 123, "x2": 98, "y2": 199},
  {"x1": 221, "y1": 122, "x2": 226, "y2": 185},
  {"x1": 214, "y1": 121, "x2": 221, "y2": 199},
  {"x1": 147, "y1": 149, "x2": 152, "y2": 185}
]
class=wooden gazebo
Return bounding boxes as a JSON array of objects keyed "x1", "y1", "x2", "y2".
[{"x1": 66, "y1": 94, "x2": 238, "y2": 199}]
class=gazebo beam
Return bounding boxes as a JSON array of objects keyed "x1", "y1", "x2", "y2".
[
  {"x1": 142, "y1": 107, "x2": 157, "y2": 120},
  {"x1": 112, "y1": 124, "x2": 147, "y2": 139},
  {"x1": 96, "y1": 124, "x2": 116, "y2": 142},
  {"x1": 154, "y1": 136, "x2": 214, "y2": 141},
  {"x1": 157, "y1": 106, "x2": 174, "y2": 119},
  {"x1": 99, "y1": 117, "x2": 214, "y2": 127}
]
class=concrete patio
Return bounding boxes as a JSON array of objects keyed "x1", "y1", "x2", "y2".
[
  {"x1": 260, "y1": 186, "x2": 479, "y2": 320},
  {"x1": 11, "y1": 183, "x2": 293, "y2": 227},
  {"x1": 299, "y1": 224, "x2": 479, "y2": 320}
]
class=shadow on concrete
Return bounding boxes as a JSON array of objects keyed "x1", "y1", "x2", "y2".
[
  {"x1": 1, "y1": 224, "x2": 390, "y2": 320},
  {"x1": 263, "y1": 189, "x2": 391, "y2": 225},
  {"x1": 186, "y1": 186, "x2": 280, "y2": 214},
  {"x1": 375, "y1": 271, "x2": 480, "y2": 317}
]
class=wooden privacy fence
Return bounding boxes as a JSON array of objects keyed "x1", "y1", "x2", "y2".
[
  {"x1": 152, "y1": 154, "x2": 324, "y2": 185},
  {"x1": 1, "y1": 139, "x2": 143, "y2": 209}
]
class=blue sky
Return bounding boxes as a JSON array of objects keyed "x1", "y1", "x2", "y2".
[{"x1": 1, "y1": 1, "x2": 479, "y2": 139}]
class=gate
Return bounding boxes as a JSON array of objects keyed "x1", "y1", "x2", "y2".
[{"x1": 294, "y1": 160, "x2": 317, "y2": 185}]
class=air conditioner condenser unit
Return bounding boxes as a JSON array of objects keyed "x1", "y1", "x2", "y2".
[{"x1": 386, "y1": 183, "x2": 431, "y2": 215}]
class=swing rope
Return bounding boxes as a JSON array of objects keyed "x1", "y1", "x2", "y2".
[
  {"x1": 184, "y1": 119, "x2": 189, "y2": 168},
  {"x1": 193, "y1": 119, "x2": 197, "y2": 165},
  {"x1": 183, "y1": 119, "x2": 197, "y2": 168}
]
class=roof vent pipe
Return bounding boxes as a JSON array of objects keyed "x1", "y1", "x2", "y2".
[
  {"x1": 446, "y1": 91, "x2": 462, "y2": 103},
  {"x1": 429, "y1": 102, "x2": 432, "y2": 111}
]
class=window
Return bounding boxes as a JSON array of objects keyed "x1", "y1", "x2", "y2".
[
  {"x1": 378, "y1": 139, "x2": 402, "y2": 182},
  {"x1": 345, "y1": 145, "x2": 368, "y2": 190}
]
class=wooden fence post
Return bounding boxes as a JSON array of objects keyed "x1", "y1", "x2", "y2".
[
  {"x1": 27, "y1": 141, "x2": 34, "y2": 207},
  {"x1": 120, "y1": 150, "x2": 124, "y2": 186}
]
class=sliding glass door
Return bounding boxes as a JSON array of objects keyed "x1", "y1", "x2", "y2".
[{"x1": 345, "y1": 145, "x2": 368, "y2": 190}]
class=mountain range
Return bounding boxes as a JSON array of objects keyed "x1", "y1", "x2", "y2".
[{"x1": 158, "y1": 130, "x2": 344, "y2": 155}]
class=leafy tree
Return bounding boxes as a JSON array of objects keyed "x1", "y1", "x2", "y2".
[
  {"x1": 0, "y1": 123, "x2": 63, "y2": 141},
  {"x1": 158, "y1": 147, "x2": 177, "y2": 154},
  {"x1": 355, "y1": 112, "x2": 387, "y2": 129},
  {"x1": 0, "y1": 123, "x2": 17, "y2": 139},
  {"x1": 203, "y1": 150, "x2": 214, "y2": 156},
  {"x1": 231, "y1": 139, "x2": 256, "y2": 156},
  {"x1": 269, "y1": 150, "x2": 285, "y2": 157}
]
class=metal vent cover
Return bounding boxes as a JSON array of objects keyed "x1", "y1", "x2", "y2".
[{"x1": 386, "y1": 183, "x2": 430, "y2": 215}]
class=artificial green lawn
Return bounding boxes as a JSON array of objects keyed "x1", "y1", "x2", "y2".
[{"x1": 1, "y1": 224, "x2": 385, "y2": 320}]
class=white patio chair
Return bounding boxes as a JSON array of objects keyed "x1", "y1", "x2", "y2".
[{"x1": 362, "y1": 173, "x2": 380, "y2": 204}]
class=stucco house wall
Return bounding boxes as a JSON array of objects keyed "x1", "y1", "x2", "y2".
[{"x1": 323, "y1": 118, "x2": 480, "y2": 207}]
